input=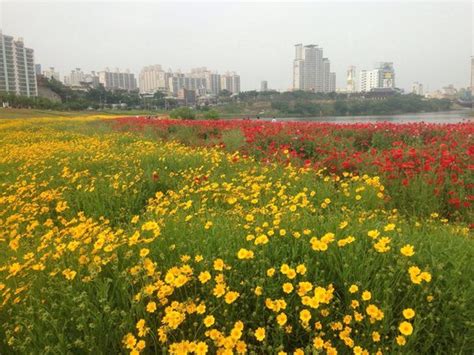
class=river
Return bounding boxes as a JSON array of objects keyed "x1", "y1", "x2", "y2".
[{"x1": 263, "y1": 110, "x2": 473, "y2": 124}]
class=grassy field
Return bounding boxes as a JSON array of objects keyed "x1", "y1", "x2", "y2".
[{"x1": 0, "y1": 115, "x2": 472, "y2": 354}]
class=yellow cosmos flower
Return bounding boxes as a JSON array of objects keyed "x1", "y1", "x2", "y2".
[
  {"x1": 237, "y1": 248, "x2": 254, "y2": 259},
  {"x1": 282, "y1": 283, "x2": 294, "y2": 293},
  {"x1": 362, "y1": 291, "x2": 372, "y2": 301},
  {"x1": 400, "y1": 244, "x2": 415, "y2": 257},
  {"x1": 254, "y1": 327, "x2": 265, "y2": 341},
  {"x1": 146, "y1": 301, "x2": 157, "y2": 313},
  {"x1": 403, "y1": 308, "x2": 415, "y2": 319},
  {"x1": 204, "y1": 315, "x2": 215, "y2": 327},
  {"x1": 198, "y1": 271, "x2": 211, "y2": 284},
  {"x1": 349, "y1": 284, "x2": 359, "y2": 293},
  {"x1": 276, "y1": 313, "x2": 287, "y2": 326},
  {"x1": 62, "y1": 268, "x2": 77, "y2": 280},
  {"x1": 224, "y1": 291, "x2": 239, "y2": 304},
  {"x1": 299, "y1": 309, "x2": 311, "y2": 323},
  {"x1": 399, "y1": 321, "x2": 413, "y2": 336},
  {"x1": 396, "y1": 335, "x2": 406, "y2": 346}
]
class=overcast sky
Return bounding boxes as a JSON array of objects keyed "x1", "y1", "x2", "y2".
[{"x1": 1, "y1": 1, "x2": 472, "y2": 92}]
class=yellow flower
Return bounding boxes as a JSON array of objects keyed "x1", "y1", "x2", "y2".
[
  {"x1": 367, "y1": 230, "x2": 380, "y2": 239},
  {"x1": 146, "y1": 301, "x2": 157, "y2": 313},
  {"x1": 349, "y1": 284, "x2": 358, "y2": 293},
  {"x1": 402, "y1": 308, "x2": 415, "y2": 320},
  {"x1": 396, "y1": 335, "x2": 406, "y2": 346},
  {"x1": 225, "y1": 291, "x2": 239, "y2": 304},
  {"x1": 372, "y1": 331, "x2": 381, "y2": 342},
  {"x1": 282, "y1": 283, "x2": 294, "y2": 293},
  {"x1": 277, "y1": 313, "x2": 287, "y2": 326},
  {"x1": 204, "y1": 315, "x2": 215, "y2": 327},
  {"x1": 296, "y1": 264, "x2": 307, "y2": 275},
  {"x1": 286, "y1": 268, "x2": 297, "y2": 279},
  {"x1": 280, "y1": 264, "x2": 290, "y2": 274},
  {"x1": 227, "y1": 196, "x2": 237, "y2": 204},
  {"x1": 400, "y1": 244, "x2": 415, "y2": 257},
  {"x1": 139, "y1": 248, "x2": 150, "y2": 257},
  {"x1": 198, "y1": 271, "x2": 211, "y2": 284},
  {"x1": 313, "y1": 337, "x2": 324, "y2": 349},
  {"x1": 237, "y1": 248, "x2": 254, "y2": 259},
  {"x1": 122, "y1": 333, "x2": 137, "y2": 349},
  {"x1": 299, "y1": 309, "x2": 311, "y2": 323},
  {"x1": 399, "y1": 321, "x2": 413, "y2": 336},
  {"x1": 213, "y1": 259, "x2": 224, "y2": 271},
  {"x1": 362, "y1": 290, "x2": 371, "y2": 301},
  {"x1": 266, "y1": 268, "x2": 276, "y2": 277},
  {"x1": 62, "y1": 268, "x2": 77, "y2": 280},
  {"x1": 136, "y1": 340, "x2": 146, "y2": 351},
  {"x1": 254, "y1": 327, "x2": 265, "y2": 341},
  {"x1": 195, "y1": 341, "x2": 208, "y2": 355}
]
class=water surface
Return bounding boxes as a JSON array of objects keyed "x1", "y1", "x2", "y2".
[{"x1": 264, "y1": 110, "x2": 472, "y2": 124}]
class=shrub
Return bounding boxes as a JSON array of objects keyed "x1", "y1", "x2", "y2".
[
  {"x1": 169, "y1": 107, "x2": 196, "y2": 120},
  {"x1": 204, "y1": 109, "x2": 220, "y2": 120}
]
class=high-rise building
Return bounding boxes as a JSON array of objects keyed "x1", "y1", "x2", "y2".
[
  {"x1": 412, "y1": 82, "x2": 424, "y2": 96},
  {"x1": 221, "y1": 72, "x2": 240, "y2": 94},
  {"x1": 260, "y1": 80, "x2": 268, "y2": 92},
  {"x1": 471, "y1": 57, "x2": 474, "y2": 96},
  {"x1": 293, "y1": 43, "x2": 329, "y2": 92},
  {"x1": 83, "y1": 71, "x2": 100, "y2": 88},
  {"x1": 139, "y1": 65, "x2": 170, "y2": 94},
  {"x1": 360, "y1": 62, "x2": 395, "y2": 92},
  {"x1": 329, "y1": 72, "x2": 336, "y2": 93},
  {"x1": 346, "y1": 66, "x2": 357, "y2": 92},
  {"x1": 168, "y1": 72, "x2": 185, "y2": 96},
  {"x1": 139, "y1": 65, "x2": 237, "y2": 96},
  {"x1": 98, "y1": 68, "x2": 137, "y2": 91},
  {"x1": 35, "y1": 64, "x2": 42, "y2": 76},
  {"x1": 0, "y1": 31, "x2": 38, "y2": 97},
  {"x1": 64, "y1": 69, "x2": 100, "y2": 89},
  {"x1": 204, "y1": 72, "x2": 221, "y2": 95},
  {"x1": 322, "y1": 58, "x2": 330, "y2": 93},
  {"x1": 293, "y1": 44, "x2": 304, "y2": 90},
  {"x1": 303, "y1": 45, "x2": 319, "y2": 91},
  {"x1": 64, "y1": 68, "x2": 85, "y2": 87},
  {"x1": 43, "y1": 67, "x2": 61, "y2": 81}
]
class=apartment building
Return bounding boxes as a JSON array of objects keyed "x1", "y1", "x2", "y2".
[{"x1": 0, "y1": 31, "x2": 38, "y2": 97}]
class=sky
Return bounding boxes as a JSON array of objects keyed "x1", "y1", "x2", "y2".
[{"x1": 1, "y1": 1, "x2": 472, "y2": 92}]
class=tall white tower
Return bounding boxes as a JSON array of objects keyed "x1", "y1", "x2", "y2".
[{"x1": 293, "y1": 44, "x2": 304, "y2": 90}]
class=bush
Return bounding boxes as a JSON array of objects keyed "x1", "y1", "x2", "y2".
[
  {"x1": 169, "y1": 107, "x2": 196, "y2": 120},
  {"x1": 204, "y1": 109, "x2": 220, "y2": 120}
]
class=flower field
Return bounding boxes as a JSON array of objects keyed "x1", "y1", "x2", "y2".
[{"x1": 0, "y1": 115, "x2": 473, "y2": 354}]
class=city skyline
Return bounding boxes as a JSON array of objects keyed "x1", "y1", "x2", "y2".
[{"x1": 2, "y1": 2, "x2": 472, "y2": 92}]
